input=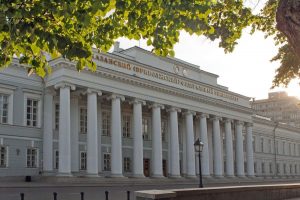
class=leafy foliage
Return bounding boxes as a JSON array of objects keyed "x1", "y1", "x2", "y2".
[
  {"x1": 0, "y1": 0, "x2": 253, "y2": 77},
  {"x1": 0, "y1": 0, "x2": 299, "y2": 88}
]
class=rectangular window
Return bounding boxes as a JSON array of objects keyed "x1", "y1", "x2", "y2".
[
  {"x1": 262, "y1": 162, "x2": 265, "y2": 173},
  {"x1": 123, "y1": 157, "x2": 131, "y2": 172},
  {"x1": 54, "y1": 150, "x2": 59, "y2": 169},
  {"x1": 161, "y1": 120, "x2": 167, "y2": 142},
  {"x1": 0, "y1": 94, "x2": 8, "y2": 124},
  {"x1": 102, "y1": 111, "x2": 111, "y2": 136},
  {"x1": 0, "y1": 146, "x2": 7, "y2": 167},
  {"x1": 284, "y1": 164, "x2": 287, "y2": 174},
  {"x1": 260, "y1": 137, "x2": 264, "y2": 153},
  {"x1": 80, "y1": 107, "x2": 87, "y2": 134},
  {"x1": 27, "y1": 148, "x2": 37, "y2": 168},
  {"x1": 80, "y1": 151, "x2": 87, "y2": 170},
  {"x1": 55, "y1": 104, "x2": 59, "y2": 130},
  {"x1": 122, "y1": 115, "x2": 131, "y2": 138},
  {"x1": 294, "y1": 144, "x2": 296, "y2": 156},
  {"x1": 252, "y1": 136, "x2": 255, "y2": 152},
  {"x1": 276, "y1": 141, "x2": 279, "y2": 154},
  {"x1": 26, "y1": 99, "x2": 38, "y2": 127},
  {"x1": 103, "y1": 153, "x2": 111, "y2": 171},
  {"x1": 289, "y1": 143, "x2": 292, "y2": 155},
  {"x1": 269, "y1": 163, "x2": 273, "y2": 174},
  {"x1": 268, "y1": 139, "x2": 272, "y2": 153},
  {"x1": 254, "y1": 162, "x2": 257, "y2": 173},
  {"x1": 290, "y1": 164, "x2": 292, "y2": 174},
  {"x1": 277, "y1": 163, "x2": 280, "y2": 174},
  {"x1": 283, "y1": 142, "x2": 285, "y2": 155},
  {"x1": 142, "y1": 118, "x2": 150, "y2": 140}
]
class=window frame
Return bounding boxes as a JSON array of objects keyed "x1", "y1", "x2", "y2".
[
  {"x1": 103, "y1": 153, "x2": 111, "y2": 171},
  {"x1": 123, "y1": 157, "x2": 131, "y2": 172},
  {"x1": 122, "y1": 114, "x2": 131, "y2": 138},
  {"x1": 79, "y1": 106, "x2": 87, "y2": 134},
  {"x1": 102, "y1": 110, "x2": 111, "y2": 136},
  {"x1": 0, "y1": 146, "x2": 8, "y2": 168},
  {"x1": 0, "y1": 86, "x2": 14, "y2": 125},
  {"x1": 26, "y1": 148, "x2": 38, "y2": 168},
  {"x1": 80, "y1": 151, "x2": 87, "y2": 170},
  {"x1": 23, "y1": 92, "x2": 41, "y2": 128}
]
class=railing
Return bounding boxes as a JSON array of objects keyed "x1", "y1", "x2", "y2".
[{"x1": 18, "y1": 191, "x2": 131, "y2": 200}]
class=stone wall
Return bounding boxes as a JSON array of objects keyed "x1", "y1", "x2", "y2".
[{"x1": 135, "y1": 184, "x2": 300, "y2": 200}]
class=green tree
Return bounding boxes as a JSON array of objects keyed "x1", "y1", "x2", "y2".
[{"x1": 0, "y1": 0, "x2": 299, "y2": 87}]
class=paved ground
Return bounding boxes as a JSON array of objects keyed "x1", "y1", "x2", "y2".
[{"x1": 1, "y1": 178, "x2": 300, "y2": 200}]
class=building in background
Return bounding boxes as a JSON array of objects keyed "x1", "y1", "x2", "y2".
[
  {"x1": 0, "y1": 45, "x2": 300, "y2": 180},
  {"x1": 252, "y1": 92, "x2": 300, "y2": 128}
]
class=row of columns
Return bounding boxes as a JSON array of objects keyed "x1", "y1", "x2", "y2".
[{"x1": 43, "y1": 83, "x2": 254, "y2": 178}]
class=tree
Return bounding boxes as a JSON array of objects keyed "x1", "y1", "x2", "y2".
[{"x1": 0, "y1": 0, "x2": 299, "y2": 87}]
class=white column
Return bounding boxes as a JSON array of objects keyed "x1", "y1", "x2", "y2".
[
  {"x1": 151, "y1": 103, "x2": 164, "y2": 177},
  {"x1": 235, "y1": 121, "x2": 245, "y2": 177},
  {"x1": 70, "y1": 96, "x2": 79, "y2": 172},
  {"x1": 43, "y1": 89, "x2": 55, "y2": 173},
  {"x1": 224, "y1": 119, "x2": 234, "y2": 177},
  {"x1": 246, "y1": 123, "x2": 255, "y2": 177},
  {"x1": 132, "y1": 99, "x2": 145, "y2": 177},
  {"x1": 169, "y1": 107, "x2": 181, "y2": 178},
  {"x1": 86, "y1": 89, "x2": 102, "y2": 176},
  {"x1": 199, "y1": 113, "x2": 210, "y2": 177},
  {"x1": 55, "y1": 83, "x2": 75, "y2": 176},
  {"x1": 212, "y1": 116, "x2": 223, "y2": 177},
  {"x1": 184, "y1": 111, "x2": 196, "y2": 178},
  {"x1": 109, "y1": 94, "x2": 125, "y2": 177}
]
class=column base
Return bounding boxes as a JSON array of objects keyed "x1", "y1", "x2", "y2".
[
  {"x1": 56, "y1": 172, "x2": 73, "y2": 177},
  {"x1": 85, "y1": 173, "x2": 99, "y2": 177},
  {"x1": 42, "y1": 171, "x2": 55, "y2": 176},
  {"x1": 131, "y1": 174, "x2": 145, "y2": 178},
  {"x1": 186, "y1": 175, "x2": 197, "y2": 179},
  {"x1": 151, "y1": 174, "x2": 165, "y2": 178},
  {"x1": 110, "y1": 173, "x2": 124, "y2": 178},
  {"x1": 247, "y1": 175, "x2": 256, "y2": 178},
  {"x1": 225, "y1": 175, "x2": 235, "y2": 178},
  {"x1": 236, "y1": 175, "x2": 246, "y2": 178},
  {"x1": 213, "y1": 175, "x2": 223, "y2": 179},
  {"x1": 169, "y1": 174, "x2": 182, "y2": 179}
]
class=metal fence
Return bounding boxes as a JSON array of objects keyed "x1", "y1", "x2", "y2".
[{"x1": 19, "y1": 191, "x2": 131, "y2": 200}]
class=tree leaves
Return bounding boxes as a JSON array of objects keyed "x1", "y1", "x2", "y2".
[{"x1": 0, "y1": 0, "x2": 299, "y2": 88}]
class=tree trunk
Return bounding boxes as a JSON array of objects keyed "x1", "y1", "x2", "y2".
[{"x1": 276, "y1": 0, "x2": 300, "y2": 58}]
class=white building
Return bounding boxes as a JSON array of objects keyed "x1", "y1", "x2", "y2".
[{"x1": 0, "y1": 45, "x2": 300, "y2": 179}]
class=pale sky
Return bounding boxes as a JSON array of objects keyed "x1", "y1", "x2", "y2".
[{"x1": 117, "y1": 29, "x2": 300, "y2": 100}]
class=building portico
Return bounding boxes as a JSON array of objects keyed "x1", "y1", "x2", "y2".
[{"x1": 2, "y1": 45, "x2": 298, "y2": 180}]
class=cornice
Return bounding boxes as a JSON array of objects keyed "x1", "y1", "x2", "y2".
[{"x1": 51, "y1": 64, "x2": 253, "y2": 116}]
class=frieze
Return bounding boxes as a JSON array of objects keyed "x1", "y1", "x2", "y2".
[{"x1": 94, "y1": 54, "x2": 240, "y2": 102}]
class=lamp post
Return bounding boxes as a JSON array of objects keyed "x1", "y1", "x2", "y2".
[{"x1": 194, "y1": 138, "x2": 204, "y2": 188}]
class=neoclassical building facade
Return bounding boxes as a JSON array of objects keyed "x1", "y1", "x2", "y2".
[{"x1": 0, "y1": 45, "x2": 300, "y2": 179}]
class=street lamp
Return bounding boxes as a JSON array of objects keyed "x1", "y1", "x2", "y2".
[{"x1": 194, "y1": 138, "x2": 204, "y2": 188}]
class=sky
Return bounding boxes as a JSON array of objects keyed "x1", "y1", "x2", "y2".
[{"x1": 116, "y1": 29, "x2": 300, "y2": 100}]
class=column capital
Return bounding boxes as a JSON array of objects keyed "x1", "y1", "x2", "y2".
[
  {"x1": 235, "y1": 120, "x2": 244, "y2": 126},
  {"x1": 149, "y1": 103, "x2": 164, "y2": 109},
  {"x1": 183, "y1": 110, "x2": 196, "y2": 116},
  {"x1": 166, "y1": 107, "x2": 181, "y2": 113},
  {"x1": 45, "y1": 88, "x2": 56, "y2": 96},
  {"x1": 54, "y1": 82, "x2": 76, "y2": 90},
  {"x1": 87, "y1": 88, "x2": 102, "y2": 96},
  {"x1": 224, "y1": 118, "x2": 233, "y2": 123},
  {"x1": 107, "y1": 93, "x2": 125, "y2": 101},
  {"x1": 245, "y1": 122, "x2": 253, "y2": 127},
  {"x1": 129, "y1": 98, "x2": 146, "y2": 105},
  {"x1": 212, "y1": 115, "x2": 222, "y2": 121},
  {"x1": 197, "y1": 113, "x2": 209, "y2": 119}
]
